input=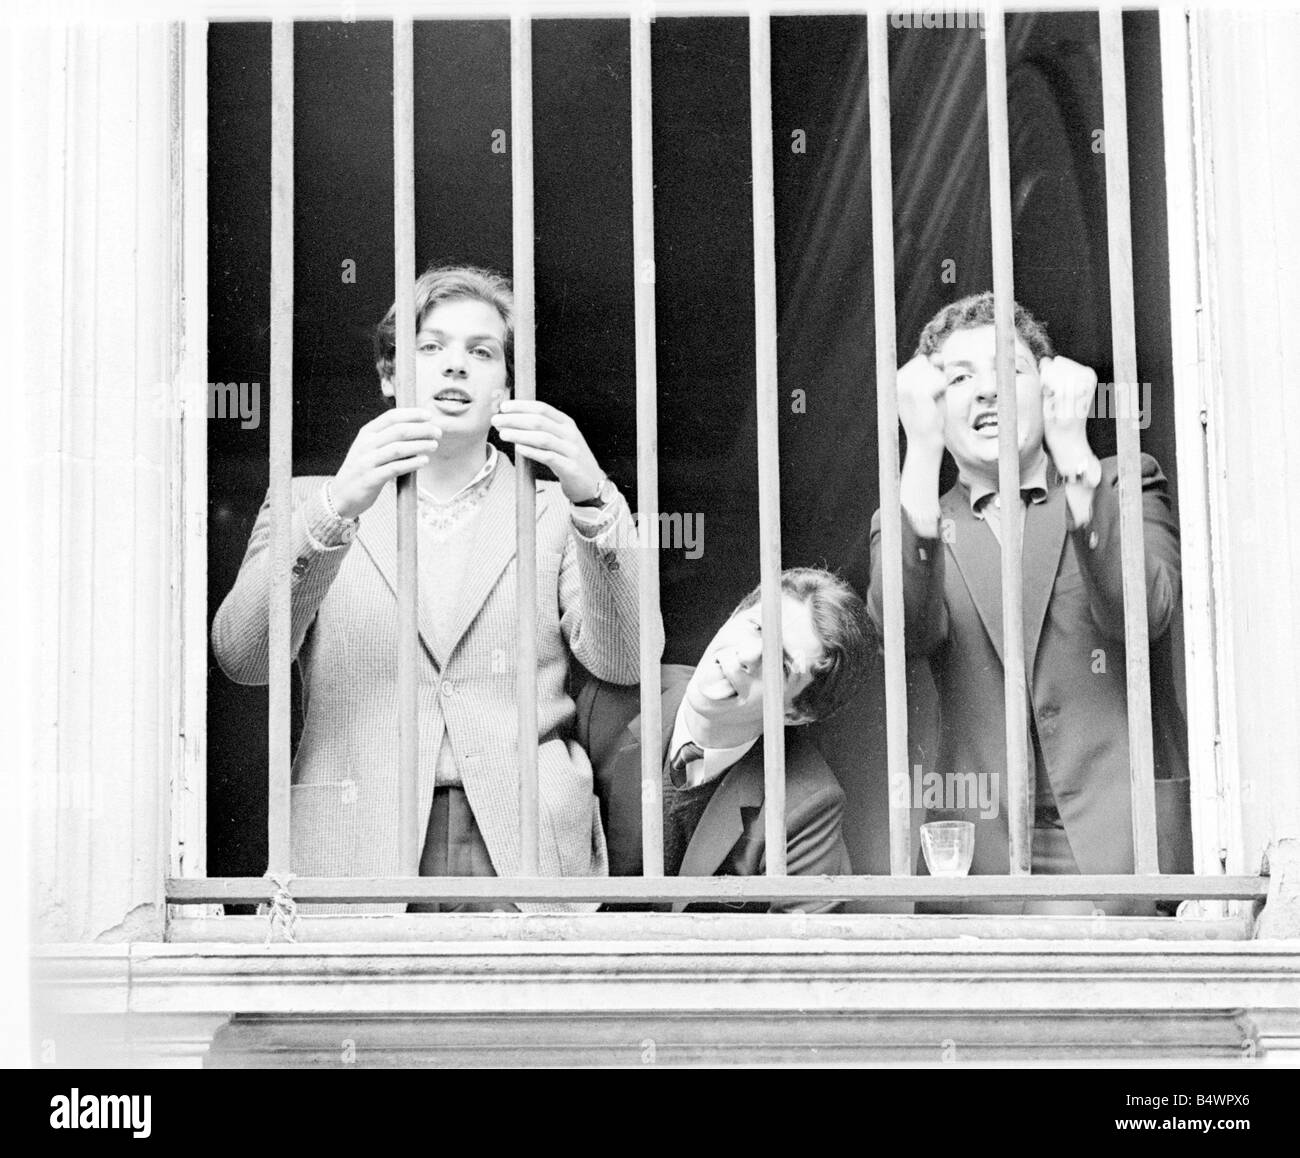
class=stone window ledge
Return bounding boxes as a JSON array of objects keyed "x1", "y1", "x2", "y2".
[{"x1": 31, "y1": 918, "x2": 1300, "y2": 1065}]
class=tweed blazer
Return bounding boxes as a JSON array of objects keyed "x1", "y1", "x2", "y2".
[
  {"x1": 867, "y1": 453, "x2": 1192, "y2": 913},
  {"x1": 211, "y1": 457, "x2": 662, "y2": 913}
]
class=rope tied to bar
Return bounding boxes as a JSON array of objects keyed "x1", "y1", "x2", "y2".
[{"x1": 263, "y1": 872, "x2": 299, "y2": 944}]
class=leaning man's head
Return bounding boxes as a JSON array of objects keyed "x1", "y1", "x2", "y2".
[
  {"x1": 916, "y1": 291, "x2": 1055, "y2": 479},
  {"x1": 682, "y1": 567, "x2": 873, "y2": 750}
]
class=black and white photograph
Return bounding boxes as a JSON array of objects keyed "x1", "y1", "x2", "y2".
[{"x1": 5, "y1": 0, "x2": 1300, "y2": 1100}]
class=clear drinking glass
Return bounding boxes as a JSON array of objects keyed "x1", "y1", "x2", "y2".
[{"x1": 920, "y1": 820, "x2": 975, "y2": 877}]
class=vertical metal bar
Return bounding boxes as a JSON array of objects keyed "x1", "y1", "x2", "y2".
[
  {"x1": 267, "y1": 20, "x2": 293, "y2": 876},
  {"x1": 985, "y1": 6, "x2": 1032, "y2": 875},
  {"x1": 631, "y1": 7, "x2": 665, "y2": 879},
  {"x1": 1100, "y1": 10, "x2": 1159, "y2": 875},
  {"x1": 511, "y1": 13, "x2": 540, "y2": 876},
  {"x1": 392, "y1": 19, "x2": 421, "y2": 875},
  {"x1": 867, "y1": 12, "x2": 912, "y2": 877},
  {"x1": 863, "y1": 11, "x2": 915, "y2": 878},
  {"x1": 749, "y1": 9, "x2": 787, "y2": 876}
]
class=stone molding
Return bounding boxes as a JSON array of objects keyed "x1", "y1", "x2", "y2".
[{"x1": 31, "y1": 935, "x2": 1300, "y2": 1066}]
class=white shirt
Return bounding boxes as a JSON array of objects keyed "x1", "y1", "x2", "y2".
[
  {"x1": 667, "y1": 703, "x2": 758, "y2": 790},
  {"x1": 960, "y1": 450, "x2": 1050, "y2": 547},
  {"x1": 417, "y1": 445, "x2": 498, "y2": 515}
]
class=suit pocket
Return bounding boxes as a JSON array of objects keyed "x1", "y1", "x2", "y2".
[{"x1": 290, "y1": 780, "x2": 360, "y2": 877}]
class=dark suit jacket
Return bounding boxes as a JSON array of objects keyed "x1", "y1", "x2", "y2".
[
  {"x1": 575, "y1": 664, "x2": 852, "y2": 913},
  {"x1": 867, "y1": 454, "x2": 1192, "y2": 913}
]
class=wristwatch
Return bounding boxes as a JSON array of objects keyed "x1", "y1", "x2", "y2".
[{"x1": 574, "y1": 472, "x2": 617, "y2": 509}]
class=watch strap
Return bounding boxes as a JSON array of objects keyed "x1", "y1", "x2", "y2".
[{"x1": 574, "y1": 472, "x2": 615, "y2": 509}]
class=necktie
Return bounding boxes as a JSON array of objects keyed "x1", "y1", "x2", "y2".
[{"x1": 669, "y1": 741, "x2": 705, "y2": 788}]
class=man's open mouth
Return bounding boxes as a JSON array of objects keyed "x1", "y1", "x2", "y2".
[
  {"x1": 433, "y1": 388, "x2": 472, "y2": 412},
  {"x1": 972, "y1": 410, "x2": 998, "y2": 436}
]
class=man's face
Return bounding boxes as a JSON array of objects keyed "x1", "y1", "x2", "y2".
[
  {"x1": 681, "y1": 592, "x2": 827, "y2": 749},
  {"x1": 382, "y1": 296, "x2": 509, "y2": 442},
  {"x1": 935, "y1": 324, "x2": 1045, "y2": 479}
]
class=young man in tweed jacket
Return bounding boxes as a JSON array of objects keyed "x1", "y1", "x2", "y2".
[{"x1": 212, "y1": 265, "x2": 663, "y2": 912}]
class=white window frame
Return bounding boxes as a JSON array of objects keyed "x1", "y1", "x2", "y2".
[
  {"x1": 24, "y1": 1, "x2": 1300, "y2": 1070},
  {"x1": 169, "y1": 7, "x2": 1246, "y2": 933}
]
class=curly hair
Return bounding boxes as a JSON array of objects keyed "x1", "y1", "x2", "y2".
[{"x1": 916, "y1": 291, "x2": 1054, "y2": 363}]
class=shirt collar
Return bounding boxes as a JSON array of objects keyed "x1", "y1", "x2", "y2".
[
  {"x1": 961, "y1": 449, "x2": 1050, "y2": 515},
  {"x1": 417, "y1": 444, "x2": 498, "y2": 507},
  {"x1": 668, "y1": 703, "x2": 758, "y2": 789}
]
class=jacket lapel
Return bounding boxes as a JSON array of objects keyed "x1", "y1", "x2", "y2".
[
  {"x1": 441, "y1": 458, "x2": 549, "y2": 659},
  {"x1": 352, "y1": 457, "x2": 550, "y2": 669},
  {"x1": 943, "y1": 488, "x2": 1003, "y2": 662},
  {"x1": 610, "y1": 671, "x2": 774, "y2": 897},
  {"x1": 942, "y1": 479, "x2": 1067, "y2": 672},
  {"x1": 353, "y1": 482, "x2": 442, "y2": 668},
  {"x1": 676, "y1": 742, "x2": 765, "y2": 888},
  {"x1": 1020, "y1": 482, "x2": 1067, "y2": 671}
]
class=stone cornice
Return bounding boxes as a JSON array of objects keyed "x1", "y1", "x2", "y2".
[
  {"x1": 35, "y1": 937, "x2": 1300, "y2": 1016},
  {"x1": 32, "y1": 935, "x2": 1300, "y2": 1063}
]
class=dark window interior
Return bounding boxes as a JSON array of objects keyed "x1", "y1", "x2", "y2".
[{"x1": 207, "y1": 13, "x2": 1183, "y2": 902}]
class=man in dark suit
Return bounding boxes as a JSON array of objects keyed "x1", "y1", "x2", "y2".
[
  {"x1": 576, "y1": 568, "x2": 874, "y2": 913},
  {"x1": 867, "y1": 291, "x2": 1192, "y2": 915}
]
